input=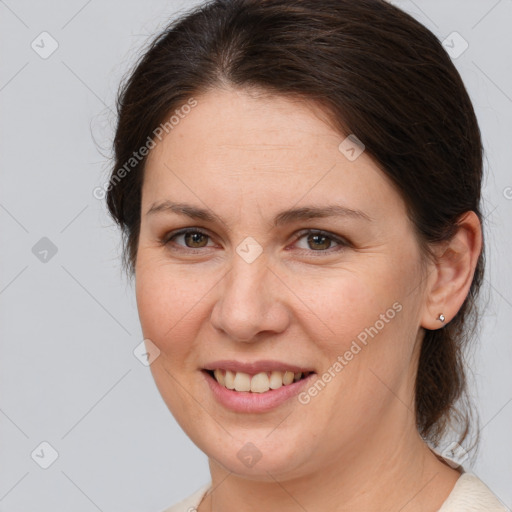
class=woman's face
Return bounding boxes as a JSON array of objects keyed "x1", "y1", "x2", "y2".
[{"x1": 136, "y1": 87, "x2": 431, "y2": 479}]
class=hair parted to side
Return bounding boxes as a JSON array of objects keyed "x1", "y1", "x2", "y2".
[{"x1": 106, "y1": 0, "x2": 485, "y2": 451}]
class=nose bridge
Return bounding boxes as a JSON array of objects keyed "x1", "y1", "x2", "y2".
[{"x1": 211, "y1": 246, "x2": 289, "y2": 341}]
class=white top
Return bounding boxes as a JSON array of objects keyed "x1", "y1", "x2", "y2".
[{"x1": 161, "y1": 472, "x2": 508, "y2": 512}]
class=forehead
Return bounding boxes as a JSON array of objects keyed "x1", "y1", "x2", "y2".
[
  {"x1": 142, "y1": 87, "x2": 404, "y2": 224},
  {"x1": 148, "y1": 88, "x2": 342, "y2": 165}
]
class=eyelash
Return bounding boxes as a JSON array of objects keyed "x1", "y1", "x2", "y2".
[{"x1": 160, "y1": 228, "x2": 349, "y2": 256}]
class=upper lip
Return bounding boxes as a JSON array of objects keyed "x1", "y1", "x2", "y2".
[{"x1": 202, "y1": 360, "x2": 316, "y2": 374}]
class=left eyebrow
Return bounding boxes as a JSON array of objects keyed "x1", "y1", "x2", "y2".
[
  {"x1": 272, "y1": 205, "x2": 373, "y2": 226},
  {"x1": 145, "y1": 201, "x2": 373, "y2": 226}
]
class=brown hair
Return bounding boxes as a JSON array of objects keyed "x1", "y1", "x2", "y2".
[{"x1": 106, "y1": 0, "x2": 485, "y2": 450}]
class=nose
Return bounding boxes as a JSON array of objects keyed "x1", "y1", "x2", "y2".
[{"x1": 210, "y1": 253, "x2": 291, "y2": 342}]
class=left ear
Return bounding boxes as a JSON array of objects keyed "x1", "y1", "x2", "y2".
[{"x1": 420, "y1": 211, "x2": 483, "y2": 330}]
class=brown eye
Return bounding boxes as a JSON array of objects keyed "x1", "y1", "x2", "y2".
[
  {"x1": 182, "y1": 231, "x2": 209, "y2": 248},
  {"x1": 293, "y1": 229, "x2": 348, "y2": 254},
  {"x1": 306, "y1": 233, "x2": 332, "y2": 250},
  {"x1": 164, "y1": 229, "x2": 213, "y2": 250}
]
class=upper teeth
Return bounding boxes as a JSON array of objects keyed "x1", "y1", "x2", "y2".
[{"x1": 212, "y1": 369, "x2": 307, "y2": 393}]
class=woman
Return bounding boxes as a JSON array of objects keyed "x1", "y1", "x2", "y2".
[{"x1": 105, "y1": 0, "x2": 507, "y2": 510}]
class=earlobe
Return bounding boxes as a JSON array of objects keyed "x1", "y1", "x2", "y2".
[{"x1": 420, "y1": 211, "x2": 482, "y2": 330}]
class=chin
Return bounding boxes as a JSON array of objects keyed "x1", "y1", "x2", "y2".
[{"x1": 188, "y1": 423, "x2": 318, "y2": 481}]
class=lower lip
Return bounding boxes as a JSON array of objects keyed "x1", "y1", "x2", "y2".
[{"x1": 202, "y1": 370, "x2": 316, "y2": 413}]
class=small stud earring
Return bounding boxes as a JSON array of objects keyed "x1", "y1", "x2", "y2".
[{"x1": 438, "y1": 314, "x2": 445, "y2": 323}]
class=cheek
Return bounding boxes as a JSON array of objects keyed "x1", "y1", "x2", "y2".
[
  {"x1": 298, "y1": 259, "x2": 415, "y2": 405},
  {"x1": 135, "y1": 262, "x2": 175, "y2": 335},
  {"x1": 136, "y1": 253, "x2": 201, "y2": 326},
  {"x1": 299, "y1": 268, "x2": 413, "y2": 441},
  {"x1": 135, "y1": 262, "x2": 211, "y2": 423},
  {"x1": 291, "y1": 261, "x2": 403, "y2": 351},
  {"x1": 135, "y1": 258, "x2": 219, "y2": 369}
]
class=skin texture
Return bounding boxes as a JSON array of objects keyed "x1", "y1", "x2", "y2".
[{"x1": 135, "y1": 87, "x2": 482, "y2": 511}]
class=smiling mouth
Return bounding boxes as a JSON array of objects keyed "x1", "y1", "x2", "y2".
[{"x1": 204, "y1": 369, "x2": 314, "y2": 393}]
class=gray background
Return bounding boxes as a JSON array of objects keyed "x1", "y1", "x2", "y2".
[{"x1": 0, "y1": 0, "x2": 511, "y2": 510}]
